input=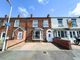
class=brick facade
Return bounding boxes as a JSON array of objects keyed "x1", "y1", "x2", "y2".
[{"x1": 0, "y1": 14, "x2": 51, "y2": 42}]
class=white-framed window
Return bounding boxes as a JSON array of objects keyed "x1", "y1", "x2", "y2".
[
  {"x1": 57, "y1": 31, "x2": 67, "y2": 38},
  {"x1": 72, "y1": 19, "x2": 77, "y2": 27},
  {"x1": 70, "y1": 31, "x2": 72, "y2": 38},
  {"x1": 73, "y1": 31, "x2": 76, "y2": 37},
  {"x1": 32, "y1": 20, "x2": 38, "y2": 27},
  {"x1": 58, "y1": 18, "x2": 63, "y2": 27},
  {"x1": 77, "y1": 31, "x2": 80, "y2": 37},
  {"x1": 43, "y1": 20, "x2": 48, "y2": 27},
  {"x1": 14, "y1": 20, "x2": 20, "y2": 27}
]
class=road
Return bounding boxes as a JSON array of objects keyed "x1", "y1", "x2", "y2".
[
  {"x1": 0, "y1": 50, "x2": 75, "y2": 60},
  {"x1": 0, "y1": 42, "x2": 80, "y2": 60}
]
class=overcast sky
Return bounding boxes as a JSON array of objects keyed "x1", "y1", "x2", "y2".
[{"x1": 0, "y1": 0, "x2": 80, "y2": 17}]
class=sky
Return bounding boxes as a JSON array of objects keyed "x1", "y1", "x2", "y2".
[{"x1": 0, "y1": 0, "x2": 80, "y2": 17}]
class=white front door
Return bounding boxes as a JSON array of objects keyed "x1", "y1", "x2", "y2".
[
  {"x1": 17, "y1": 32, "x2": 23, "y2": 40},
  {"x1": 46, "y1": 29, "x2": 53, "y2": 42}
]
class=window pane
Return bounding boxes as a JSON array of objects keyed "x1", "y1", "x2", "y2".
[
  {"x1": 72, "y1": 19, "x2": 76, "y2": 27},
  {"x1": 70, "y1": 31, "x2": 72, "y2": 38},
  {"x1": 78, "y1": 31, "x2": 80, "y2": 36},
  {"x1": 58, "y1": 31, "x2": 60, "y2": 37},
  {"x1": 43, "y1": 20, "x2": 48, "y2": 27},
  {"x1": 73, "y1": 31, "x2": 76, "y2": 37},
  {"x1": 65, "y1": 31, "x2": 67, "y2": 37},
  {"x1": 58, "y1": 19, "x2": 63, "y2": 27},
  {"x1": 77, "y1": 31, "x2": 79, "y2": 37},
  {"x1": 14, "y1": 20, "x2": 20, "y2": 27},
  {"x1": 33, "y1": 20, "x2": 38, "y2": 27},
  {"x1": 61, "y1": 31, "x2": 64, "y2": 37}
]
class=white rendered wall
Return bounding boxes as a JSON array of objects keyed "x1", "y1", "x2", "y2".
[
  {"x1": 51, "y1": 18, "x2": 68, "y2": 28},
  {"x1": 76, "y1": 18, "x2": 80, "y2": 28},
  {"x1": 51, "y1": 18, "x2": 58, "y2": 28}
]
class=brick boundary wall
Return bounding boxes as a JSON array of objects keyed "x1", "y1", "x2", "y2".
[{"x1": 6, "y1": 31, "x2": 26, "y2": 48}]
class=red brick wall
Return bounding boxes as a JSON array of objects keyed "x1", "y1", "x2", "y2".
[
  {"x1": 0, "y1": 17, "x2": 51, "y2": 41},
  {"x1": 26, "y1": 17, "x2": 51, "y2": 41}
]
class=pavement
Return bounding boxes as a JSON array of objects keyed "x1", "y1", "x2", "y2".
[
  {"x1": 71, "y1": 44, "x2": 80, "y2": 50},
  {"x1": 0, "y1": 42, "x2": 80, "y2": 60}
]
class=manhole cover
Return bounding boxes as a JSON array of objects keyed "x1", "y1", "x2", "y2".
[{"x1": 43, "y1": 51, "x2": 47, "y2": 54}]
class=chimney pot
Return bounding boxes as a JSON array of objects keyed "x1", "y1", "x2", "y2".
[
  {"x1": 18, "y1": 14, "x2": 20, "y2": 18},
  {"x1": 5, "y1": 15, "x2": 8, "y2": 18},
  {"x1": 47, "y1": 14, "x2": 50, "y2": 18},
  {"x1": 30, "y1": 14, "x2": 32, "y2": 17}
]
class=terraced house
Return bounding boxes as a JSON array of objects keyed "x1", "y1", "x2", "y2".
[
  {"x1": 0, "y1": 14, "x2": 52, "y2": 43},
  {"x1": 1, "y1": 15, "x2": 80, "y2": 44},
  {"x1": 51, "y1": 17, "x2": 80, "y2": 43}
]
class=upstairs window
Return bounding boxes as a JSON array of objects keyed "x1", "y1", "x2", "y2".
[
  {"x1": 33, "y1": 20, "x2": 38, "y2": 27},
  {"x1": 14, "y1": 20, "x2": 20, "y2": 27},
  {"x1": 43, "y1": 20, "x2": 48, "y2": 27},
  {"x1": 72, "y1": 19, "x2": 77, "y2": 27},
  {"x1": 58, "y1": 18, "x2": 63, "y2": 27}
]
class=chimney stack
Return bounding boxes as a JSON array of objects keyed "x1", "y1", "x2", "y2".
[
  {"x1": 18, "y1": 14, "x2": 20, "y2": 18},
  {"x1": 30, "y1": 14, "x2": 32, "y2": 18},
  {"x1": 5, "y1": 15, "x2": 8, "y2": 18},
  {"x1": 47, "y1": 14, "x2": 50, "y2": 18}
]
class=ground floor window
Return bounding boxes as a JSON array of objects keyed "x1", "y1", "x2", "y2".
[
  {"x1": 77, "y1": 31, "x2": 80, "y2": 37},
  {"x1": 54, "y1": 30, "x2": 80, "y2": 39},
  {"x1": 61, "y1": 31, "x2": 64, "y2": 37},
  {"x1": 65, "y1": 31, "x2": 67, "y2": 37},
  {"x1": 70, "y1": 31, "x2": 72, "y2": 38},
  {"x1": 70, "y1": 31, "x2": 80, "y2": 38},
  {"x1": 73, "y1": 31, "x2": 76, "y2": 37},
  {"x1": 57, "y1": 31, "x2": 67, "y2": 38},
  {"x1": 33, "y1": 30, "x2": 43, "y2": 40},
  {"x1": 33, "y1": 30, "x2": 40, "y2": 39},
  {"x1": 58, "y1": 31, "x2": 60, "y2": 37},
  {"x1": 35, "y1": 31, "x2": 40, "y2": 39}
]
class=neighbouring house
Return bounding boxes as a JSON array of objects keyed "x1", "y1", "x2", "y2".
[
  {"x1": 0, "y1": 14, "x2": 53, "y2": 42},
  {"x1": 51, "y1": 17, "x2": 80, "y2": 43}
]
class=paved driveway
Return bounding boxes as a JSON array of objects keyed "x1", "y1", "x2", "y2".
[
  {"x1": 19, "y1": 42, "x2": 60, "y2": 51},
  {"x1": 8, "y1": 42, "x2": 60, "y2": 51}
]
